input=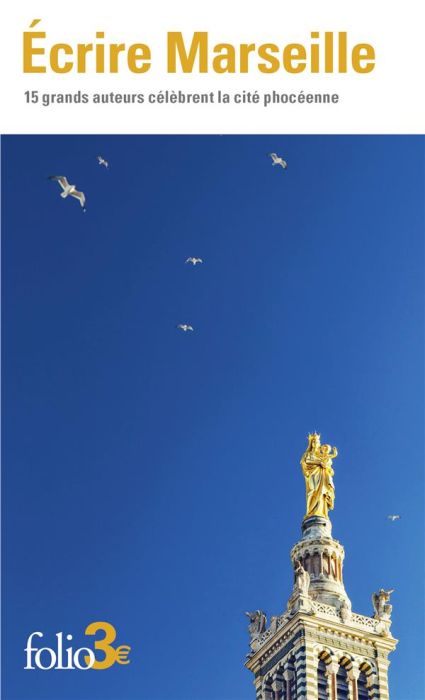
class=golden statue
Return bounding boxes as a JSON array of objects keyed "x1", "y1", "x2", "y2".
[{"x1": 301, "y1": 433, "x2": 338, "y2": 519}]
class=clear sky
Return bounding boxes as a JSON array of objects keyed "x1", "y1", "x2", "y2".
[{"x1": 2, "y1": 135, "x2": 424, "y2": 700}]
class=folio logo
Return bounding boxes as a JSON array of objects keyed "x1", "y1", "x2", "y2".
[{"x1": 25, "y1": 621, "x2": 131, "y2": 670}]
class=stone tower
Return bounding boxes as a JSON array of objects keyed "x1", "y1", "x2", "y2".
[{"x1": 245, "y1": 434, "x2": 397, "y2": 700}]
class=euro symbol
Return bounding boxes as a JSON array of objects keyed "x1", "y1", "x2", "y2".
[{"x1": 115, "y1": 645, "x2": 131, "y2": 665}]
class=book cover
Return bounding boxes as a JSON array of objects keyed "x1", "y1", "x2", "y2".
[{"x1": 1, "y1": 3, "x2": 424, "y2": 699}]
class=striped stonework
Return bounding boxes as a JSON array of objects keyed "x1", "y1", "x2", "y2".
[
  {"x1": 297, "y1": 642, "x2": 319, "y2": 700},
  {"x1": 347, "y1": 663, "x2": 360, "y2": 700},
  {"x1": 375, "y1": 654, "x2": 391, "y2": 700},
  {"x1": 325, "y1": 660, "x2": 339, "y2": 700},
  {"x1": 366, "y1": 670, "x2": 380, "y2": 700},
  {"x1": 271, "y1": 671, "x2": 285, "y2": 699},
  {"x1": 246, "y1": 608, "x2": 397, "y2": 699}
]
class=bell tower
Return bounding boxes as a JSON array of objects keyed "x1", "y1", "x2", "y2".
[{"x1": 245, "y1": 434, "x2": 397, "y2": 700}]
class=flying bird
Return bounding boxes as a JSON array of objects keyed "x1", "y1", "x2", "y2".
[
  {"x1": 49, "y1": 176, "x2": 86, "y2": 210},
  {"x1": 269, "y1": 153, "x2": 288, "y2": 169},
  {"x1": 185, "y1": 257, "x2": 203, "y2": 265},
  {"x1": 177, "y1": 324, "x2": 194, "y2": 332},
  {"x1": 97, "y1": 155, "x2": 109, "y2": 168},
  {"x1": 387, "y1": 515, "x2": 401, "y2": 521}
]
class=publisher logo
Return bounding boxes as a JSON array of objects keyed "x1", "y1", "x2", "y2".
[{"x1": 25, "y1": 621, "x2": 131, "y2": 670}]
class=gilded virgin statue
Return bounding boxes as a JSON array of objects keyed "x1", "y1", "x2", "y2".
[{"x1": 301, "y1": 433, "x2": 338, "y2": 519}]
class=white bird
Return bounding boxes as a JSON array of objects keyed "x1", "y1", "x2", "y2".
[
  {"x1": 185, "y1": 257, "x2": 203, "y2": 265},
  {"x1": 177, "y1": 324, "x2": 194, "y2": 332},
  {"x1": 97, "y1": 155, "x2": 109, "y2": 168},
  {"x1": 269, "y1": 152, "x2": 288, "y2": 170},
  {"x1": 49, "y1": 176, "x2": 86, "y2": 210},
  {"x1": 387, "y1": 515, "x2": 401, "y2": 521}
]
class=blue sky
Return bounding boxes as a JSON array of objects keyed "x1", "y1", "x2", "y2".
[{"x1": 2, "y1": 135, "x2": 424, "y2": 700}]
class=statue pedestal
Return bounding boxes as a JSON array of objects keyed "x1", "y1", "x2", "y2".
[
  {"x1": 302, "y1": 515, "x2": 332, "y2": 539},
  {"x1": 288, "y1": 592, "x2": 313, "y2": 615},
  {"x1": 374, "y1": 613, "x2": 392, "y2": 637}
]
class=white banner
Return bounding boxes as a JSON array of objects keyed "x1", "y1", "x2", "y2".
[{"x1": 0, "y1": 0, "x2": 424, "y2": 134}]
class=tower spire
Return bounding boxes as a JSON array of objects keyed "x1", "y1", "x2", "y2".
[{"x1": 245, "y1": 433, "x2": 397, "y2": 700}]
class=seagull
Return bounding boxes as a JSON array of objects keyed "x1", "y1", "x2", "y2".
[
  {"x1": 269, "y1": 153, "x2": 288, "y2": 169},
  {"x1": 387, "y1": 515, "x2": 401, "y2": 521},
  {"x1": 177, "y1": 324, "x2": 194, "y2": 332},
  {"x1": 49, "y1": 176, "x2": 86, "y2": 210},
  {"x1": 185, "y1": 257, "x2": 203, "y2": 265},
  {"x1": 97, "y1": 155, "x2": 109, "y2": 168}
]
